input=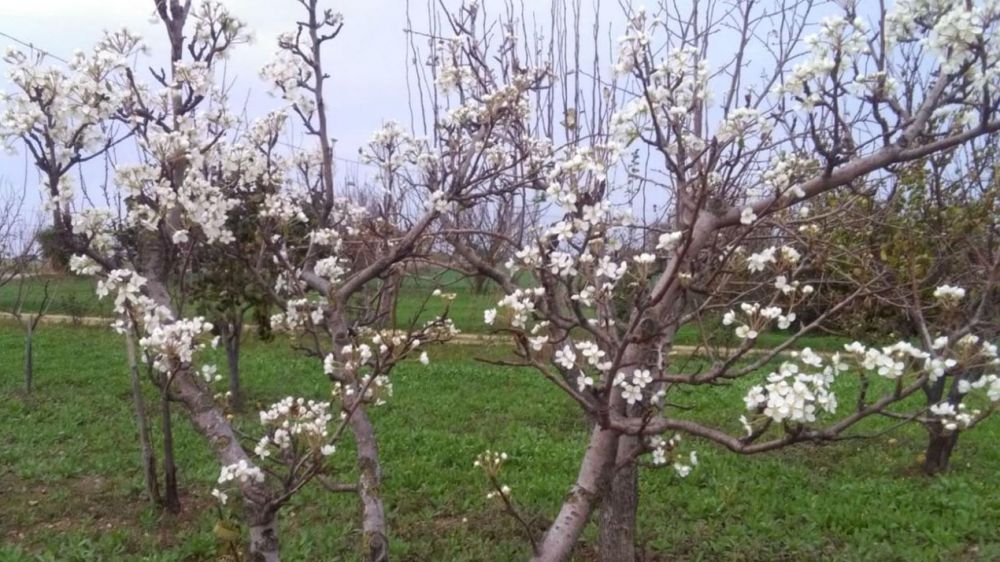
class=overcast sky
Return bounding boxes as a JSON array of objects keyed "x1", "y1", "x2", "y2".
[
  {"x1": 0, "y1": 0, "x2": 435, "y2": 204},
  {"x1": 1, "y1": 0, "x2": 617, "y2": 212}
]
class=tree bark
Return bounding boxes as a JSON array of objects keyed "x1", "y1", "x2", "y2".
[
  {"x1": 247, "y1": 505, "x2": 281, "y2": 562},
  {"x1": 168, "y1": 361, "x2": 278, "y2": 556},
  {"x1": 923, "y1": 429, "x2": 959, "y2": 475},
  {"x1": 160, "y1": 379, "x2": 181, "y2": 514},
  {"x1": 598, "y1": 435, "x2": 640, "y2": 562},
  {"x1": 348, "y1": 406, "x2": 390, "y2": 562},
  {"x1": 126, "y1": 328, "x2": 161, "y2": 507},
  {"x1": 597, "y1": 325, "x2": 669, "y2": 562},
  {"x1": 374, "y1": 271, "x2": 401, "y2": 330},
  {"x1": 223, "y1": 320, "x2": 243, "y2": 411},
  {"x1": 531, "y1": 424, "x2": 619, "y2": 562},
  {"x1": 23, "y1": 320, "x2": 33, "y2": 393}
]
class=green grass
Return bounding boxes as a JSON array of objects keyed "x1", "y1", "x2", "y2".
[
  {"x1": 1, "y1": 322, "x2": 999, "y2": 561},
  {"x1": 0, "y1": 275, "x2": 111, "y2": 318},
  {"x1": 0, "y1": 273, "x2": 501, "y2": 334},
  {"x1": 0, "y1": 274, "x2": 865, "y2": 349}
]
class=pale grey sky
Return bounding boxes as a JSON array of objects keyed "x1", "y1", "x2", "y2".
[
  {"x1": 0, "y1": 0, "x2": 430, "y2": 200},
  {"x1": 1, "y1": 0, "x2": 613, "y2": 207}
]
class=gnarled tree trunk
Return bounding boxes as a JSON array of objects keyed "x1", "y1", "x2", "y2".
[
  {"x1": 598, "y1": 434, "x2": 640, "y2": 562},
  {"x1": 349, "y1": 406, "x2": 390, "y2": 562},
  {"x1": 171, "y1": 366, "x2": 281, "y2": 559},
  {"x1": 596, "y1": 315, "x2": 679, "y2": 561},
  {"x1": 923, "y1": 428, "x2": 959, "y2": 475},
  {"x1": 531, "y1": 424, "x2": 619, "y2": 562},
  {"x1": 247, "y1": 504, "x2": 281, "y2": 562},
  {"x1": 144, "y1": 278, "x2": 279, "y2": 557}
]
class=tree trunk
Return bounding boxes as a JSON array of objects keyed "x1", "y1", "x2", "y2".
[
  {"x1": 169, "y1": 365, "x2": 278, "y2": 556},
  {"x1": 137, "y1": 246, "x2": 277, "y2": 554},
  {"x1": 23, "y1": 320, "x2": 33, "y2": 393},
  {"x1": 160, "y1": 375, "x2": 181, "y2": 513},
  {"x1": 532, "y1": 424, "x2": 619, "y2": 562},
  {"x1": 223, "y1": 321, "x2": 243, "y2": 411},
  {"x1": 471, "y1": 274, "x2": 490, "y2": 295},
  {"x1": 923, "y1": 429, "x2": 959, "y2": 475},
  {"x1": 126, "y1": 328, "x2": 161, "y2": 507},
  {"x1": 374, "y1": 271, "x2": 401, "y2": 330},
  {"x1": 247, "y1": 505, "x2": 281, "y2": 562},
  {"x1": 599, "y1": 435, "x2": 640, "y2": 562},
  {"x1": 348, "y1": 406, "x2": 390, "y2": 562}
]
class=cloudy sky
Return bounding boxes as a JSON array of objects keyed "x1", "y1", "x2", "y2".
[
  {"x1": 1, "y1": 0, "x2": 620, "y2": 214},
  {"x1": 0, "y1": 0, "x2": 443, "y2": 205}
]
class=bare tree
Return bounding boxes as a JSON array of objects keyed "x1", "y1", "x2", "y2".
[{"x1": 11, "y1": 274, "x2": 50, "y2": 394}]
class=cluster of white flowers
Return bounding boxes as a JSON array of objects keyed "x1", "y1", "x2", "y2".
[
  {"x1": 633, "y1": 253, "x2": 656, "y2": 265},
  {"x1": 933, "y1": 284, "x2": 966, "y2": 305},
  {"x1": 435, "y1": 37, "x2": 474, "y2": 93},
  {"x1": 354, "y1": 372, "x2": 393, "y2": 406},
  {"x1": 577, "y1": 341, "x2": 613, "y2": 372},
  {"x1": 261, "y1": 39, "x2": 317, "y2": 112},
  {"x1": 614, "y1": 368, "x2": 654, "y2": 405},
  {"x1": 323, "y1": 338, "x2": 405, "y2": 407},
  {"x1": 656, "y1": 231, "x2": 684, "y2": 252},
  {"x1": 426, "y1": 190, "x2": 456, "y2": 214},
  {"x1": 544, "y1": 145, "x2": 618, "y2": 210},
  {"x1": 552, "y1": 340, "x2": 618, "y2": 391},
  {"x1": 929, "y1": 401, "x2": 978, "y2": 432},
  {"x1": 962, "y1": 374, "x2": 1000, "y2": 402},
  {"x1": 362, "y1": 120, "x2": 435, "y2": 173},
  {"x1": 69, "y1": 255, "x2": 102, "y2": 276},
  {"x1": 421, "y1": 316, "x2": 462, "y2": 341},
  {"x1": 843, "y1": 340, "x2": 934, "y2": 380},
  {"x1": 271, "y1": 298, "x2": 327, "y2": 332},
  {"x1": 722, "y1": 302, "x2": 796, "y2": 340},
  {"x1": 337, "y1": 342, "x2": 374, "y2": 373},
  {"x1": 759, "y1": 153, "x2": 817, "y2": 200},
  {"x1": 315, "y1": 256, "x2": 348, "y2": 285},
  {"x1": 175, "y1": 176, "x2": 238, "y2": 244},
  {"x1": 777, "y1": 16, "x2": 870, "y2": 110},
  {"x1": 212, "y1": 459, "x2": 266, "y2": 505},
  {"x1": 488, "y1": 287, "x2": 544, "y2": 329},
  {"x1": 888, "y1": 0, "x2": 999, "y2": 79},
  {"x1": 649, "y1": 434, "x2": 698, "y2": 477},
  {"x1": 744, "y1": 351, "x2": 846, "y2": 424},
  {"x1": 2, "y1": 35, "x2": 139, "y2": 211},
  {"x1": 71, "y1": 209, "x2": 117, "y2": 254},
  {"x1": 716, "y1": 108, "x2": 769, "y2": 143},
  {"x1": 474, "y1": 449, "x2": 508, "y2": 473},
  {"x1": 140, "y1": 316, "x2": 215, "y2": 374},
  {"x1": 474, "y1": 449, "x2": 512, "y2": 500},
  {"x1": 611, "y1": 14, "x2": 713, "y2": 150},
  {"x1": 95, "y1": 269, "x2": 148, "y2": 315},
  {"x1": 254, "y1": 396, "x2": 336, "y2": 459},
  {"x1": 261, "y1": 191, "x2": 308, "y2": 224},
  {"x1": 774, "y1": 275, "x2": 812, "y2": 296},
  {"x1": 745, "y1": 245, "x2": 801, "y2": 273}
]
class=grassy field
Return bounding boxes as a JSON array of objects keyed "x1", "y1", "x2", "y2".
[
  {"x1": 1, "y1": 322, "x2": 998, "y2": 561},
  {"x1": 0, "y1": 275, "x2": 856, "y2": 355},
  {"x1": 0, "y1": 274, "x2": 499, "y2": 334}
]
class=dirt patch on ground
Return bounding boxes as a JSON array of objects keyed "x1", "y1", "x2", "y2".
[{"x1": 2, "y1": 471, "x2": 212, "y2": 554}]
